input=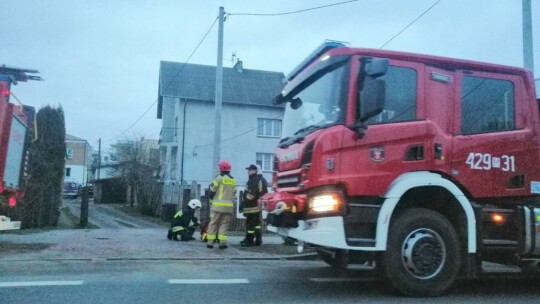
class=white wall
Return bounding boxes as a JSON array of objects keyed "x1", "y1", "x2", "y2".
[
  {"x1": 160, "y1": 97, "x2": 282, "y2": 190},
  {"x1": 65, "y1": 165, "x2": 85, "y2": 185}
]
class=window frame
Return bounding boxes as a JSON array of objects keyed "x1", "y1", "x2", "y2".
[
  {"x1": 256, "y1": 152, "x2": 274, "y2": 172},
  {"x1": 257, "y1": 118, "x2": 282, "y2": 138},
  {"x1": 363, "y1": 65, "x2": 419, "y2": 125},
  {"x1": 456, "y1": 71, "x2": 522, "y2": 135},
  {"x1": 66, "y1": 148, "x2": 74, "y2": 159}
]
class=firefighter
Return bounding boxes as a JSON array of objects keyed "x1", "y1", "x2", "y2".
[
  {"x1": 206, "y1": 160, "x2": 237, "y2": 249},
  {"x1": 167, "y1": 199, "x2": 202, "y2": 241},
  {"x1": 240, "y1": 164, "x2": 268, "y2": 246}
]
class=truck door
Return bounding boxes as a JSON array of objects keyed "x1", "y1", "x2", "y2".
[
  {"x1": 450, "y1": 71, "x2": 536, "y2": 198},
  {"x1": 339, "y1": 59, "x2": 427, "y2": 196}
]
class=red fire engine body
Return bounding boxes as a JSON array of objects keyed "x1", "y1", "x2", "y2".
[
  {"x1": 0, "y1": 65, "x2": 40, "y2": 230},
  {"x1": 261, "y1": 42, "x2": 540, "y2": 296}
]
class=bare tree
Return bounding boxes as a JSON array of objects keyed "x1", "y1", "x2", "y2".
[{"x1": 110, "y1": 138, "x2": 161, "y2": 216}]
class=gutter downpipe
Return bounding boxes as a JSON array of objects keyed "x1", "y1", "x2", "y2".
[{"x1": 180, "y1": 99, "x2": 187, "y2": 184}]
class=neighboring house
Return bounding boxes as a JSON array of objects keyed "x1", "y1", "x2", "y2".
[
  {"x1": 65, "y1": 134, "x2": 91, "y2": 185},
  {"x1": 92, "y1": 139, "x2": 159, "y2": 181},
  {"x1": 90, "y1": 150, "x2": 117, "y2": 181},
  {"x1": 157, "y1": 60, "x2": 285, "y2": 192},
  {"x1": 91, "y1": 138, "x2": 159, "y2": 204}
]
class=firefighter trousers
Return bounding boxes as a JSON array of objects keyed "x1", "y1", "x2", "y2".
[
  {"x1": 206, "y1": 210, "x2": 232, "y2": 247},
  {"x1": 243, "y1": 212, "x2": 262, "y2": 245},
  {"x1": 167, "y1": 226, "x2": 195, "y2": 241}
]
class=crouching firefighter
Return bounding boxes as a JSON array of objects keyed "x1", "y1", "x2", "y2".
[
  {"x1": 167, "y1": 199, "x2": 202, "y2": 241},
  {"x1": 240, "y1": 164, "x2": 268, "y2": 246}
]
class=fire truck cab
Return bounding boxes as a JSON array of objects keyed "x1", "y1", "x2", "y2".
[{"x1": 262, "y1": 42, "x2": 540, "y2": 296}]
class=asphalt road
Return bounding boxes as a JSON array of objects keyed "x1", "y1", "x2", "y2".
[
  {"x1": 61, "y1": 198, "x2": 166, "y2": 229},
  {"x1": 2, "y1": 199, "x2": 538, "y2": 302},
  {"x1": 1, "y1": 259, "x2": 539, "y2": 304}
]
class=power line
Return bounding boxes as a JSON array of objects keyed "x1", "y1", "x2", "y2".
[
  {"x1": 192, "y1": 113, "x2": 284, "y2": 154},
  {"x1": 228, "y1": 0, "x2": 358, "y2": 16},
  {"x1": 103, "y1": 16, "x2": 219, "y2": 142},
  {"x1": 379, "y1": 0, "x2": 442, "y2": 49}
]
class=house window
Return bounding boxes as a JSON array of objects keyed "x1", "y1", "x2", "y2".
[
  {"x1": 66, "y1": 148, "x2": 74, "y2": 159},
  {"x1": 461, "y1": 76, "x2": 515, "y2": 135},
  {"x1": 256, "y1": 153, "x2": 273, "y2": 172},
  {"x1": 65, "y1": 168, "x2": 71, "y2": 177},
  {"x1": 257, "y1": 118, "x2": 281, "y2": 137}
]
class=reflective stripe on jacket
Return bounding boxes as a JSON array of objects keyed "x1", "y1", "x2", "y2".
[{"x1": 210, "y1": 174, "x2": 236, "y2": 213}]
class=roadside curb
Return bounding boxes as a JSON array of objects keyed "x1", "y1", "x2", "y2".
[{"x1": 0, "y1": 253, "x2": 319, "y2": 262}]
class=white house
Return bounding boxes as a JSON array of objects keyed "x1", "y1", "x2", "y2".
[
  {"x1": 157, "y1": 60, "x2": 285, "y2": 194},
  {"x1": 65, "y1": 134, "x2": 91, "y2": 185}
]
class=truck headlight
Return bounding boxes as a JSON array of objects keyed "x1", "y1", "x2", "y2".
[{"x1": 309, "y1": 193, "x2": 342, "y2": 213}]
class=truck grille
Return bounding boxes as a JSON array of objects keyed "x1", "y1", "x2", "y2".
[{"x1": 277, "y1": 175, "x2": 300, "y2": 188}]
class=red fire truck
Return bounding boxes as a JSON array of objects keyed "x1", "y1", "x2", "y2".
[
  {"x1": 262, "y1": 42, "x2": 540, "y2": 296},
  {"x1": 0, "y1": 65, "x2": 40, "y2": 230}
]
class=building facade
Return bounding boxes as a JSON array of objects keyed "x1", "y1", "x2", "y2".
[
  {"x1": 65, "y1": 134, "x2": 91, "y2": 185},
  {"x1": 157, "y1": 60, "x2": 285, "y2": 194}
]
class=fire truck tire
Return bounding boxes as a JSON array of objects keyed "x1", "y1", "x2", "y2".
[
  {"x1": 382, "y1": 208, "x2": 461, "y2": 297},
  {"x1": 317, "y1": 249, "x2": 347, "y2": 268}
]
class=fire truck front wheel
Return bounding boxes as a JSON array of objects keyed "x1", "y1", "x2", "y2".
[{"x1": 382, "y1": 208, "x2": 462, "y2": 297}]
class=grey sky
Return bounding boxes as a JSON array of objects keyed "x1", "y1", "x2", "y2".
[{"x1": 2, "y1": 0, "x2": 538, "y2": 151}]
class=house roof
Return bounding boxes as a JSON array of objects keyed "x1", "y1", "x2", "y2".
[
  {"x1": 66, "y1": 134, "x2": 86, "y2": 142},
  {"x1": 157, "y1": 61, "x2": 285, "y2": 118}
]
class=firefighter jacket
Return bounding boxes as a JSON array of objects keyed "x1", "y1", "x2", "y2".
[
  {"x1": 240, "y1": 174, "x2": 268, "y2": 214},
  {"x1": 209, "y1": 173, "x2": 237, "y2": 214},
  {"x1": 170, "y1": 207, "x2": 198, "y2": 230}
]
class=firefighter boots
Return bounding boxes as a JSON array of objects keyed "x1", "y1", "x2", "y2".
[
  {"x1": 255, "y1": 230, "x2": 263, "y2": 246},
  {"x1": 240, "y1": 234, "x2": 255, "y2": 247}
]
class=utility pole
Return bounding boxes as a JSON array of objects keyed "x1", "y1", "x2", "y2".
[
  {"x1": 97, "y1": 138, "x2": 101, "y2": 180},
  {"x1": 213, "y1": 6, "x2": 225, "y2": 175},
  {"x1": 523, "y1": 0, "x2": 534, "y2": 74}
]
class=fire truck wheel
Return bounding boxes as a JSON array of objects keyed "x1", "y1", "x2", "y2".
[
  {"x1": 316, "y1": 248, "x2": 347, "y2": 269},
  {"x1": 382, "y1": 208, "x2": 461, "y2": 297}
]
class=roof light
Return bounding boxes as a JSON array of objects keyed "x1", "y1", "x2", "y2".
[{"x1": 286, "y1": 40, "x2": 348, "y2": 81}]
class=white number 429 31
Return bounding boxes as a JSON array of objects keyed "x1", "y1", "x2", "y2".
[{"x1": 465, "y1": 153, "x2": 515, "y2": 172}]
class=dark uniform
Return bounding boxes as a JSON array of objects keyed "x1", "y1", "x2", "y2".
[
  {"x1": 167, "y1": 207, "x2": 199, "y2": 241},
  {"x1": 240, "y1": 169, "x2": 268, "y2": 246}
]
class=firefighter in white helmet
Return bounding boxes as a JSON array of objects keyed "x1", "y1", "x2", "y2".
[{"x1": 167, "y1": 199, "x2": 202, "y2": 241}]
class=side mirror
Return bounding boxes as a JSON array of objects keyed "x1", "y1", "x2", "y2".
[
  {"x1": 366, "y1": 58, "x2": 389, "y2": 78},
  {"x1": 290, "y1": 97, "x2": 302, "y2": 110},
  {"x1": 359, "y1": 79, "x2": 385, "y2": 122},
  {"x1": 272, "y1": 94, "x2": 287, "y2": 105}
]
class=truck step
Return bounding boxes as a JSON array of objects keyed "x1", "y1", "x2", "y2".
[{"x1": 0, "y1": 216, "x2": 21, "y2": 230}]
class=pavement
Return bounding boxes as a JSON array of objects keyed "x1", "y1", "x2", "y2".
[{"x1": 0, "y1": 228, "x2": 316, "y2": 261}]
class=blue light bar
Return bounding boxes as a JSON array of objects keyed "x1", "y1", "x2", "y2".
[{"x1": 286, "y1": 40, "x2": 347, "y2": 82}]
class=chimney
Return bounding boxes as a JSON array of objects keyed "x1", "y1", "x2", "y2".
[{"x1": 234, "y1": 59, "x2": 243, "y2": 72}]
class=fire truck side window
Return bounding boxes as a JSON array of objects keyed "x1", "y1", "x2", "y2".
[
  {"x1": 364, "y1": 66, "x2": 417, "y2": 125},
  {"x1": 461, "y1": 76, "x2": 515, "y2": 135}
]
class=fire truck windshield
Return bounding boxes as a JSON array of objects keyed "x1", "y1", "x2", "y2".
[{"x1": 281, "y1": 61, "x2": 349, "y2": 140}]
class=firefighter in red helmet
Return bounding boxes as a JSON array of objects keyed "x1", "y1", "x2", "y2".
[{"x1": 206, "y1": 160, "x2": 237, "y2": 249}]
